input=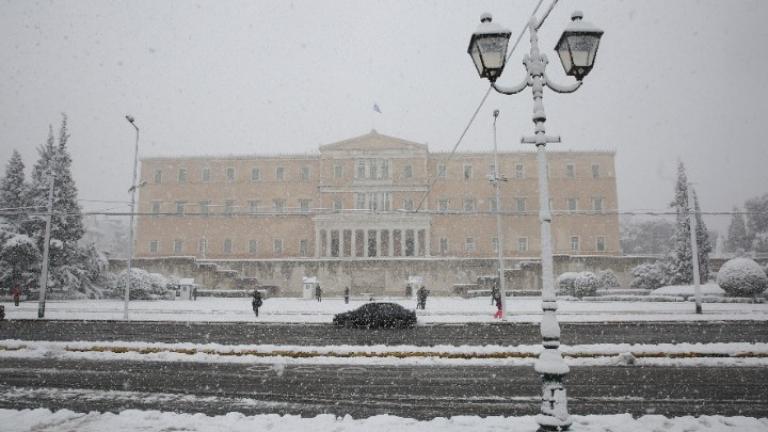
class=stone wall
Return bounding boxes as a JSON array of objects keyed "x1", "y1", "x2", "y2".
[{"x1": 111, "y1": 255, "x2": 666, "y2": 296}]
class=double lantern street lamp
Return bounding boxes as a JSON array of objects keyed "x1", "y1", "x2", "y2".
[{"x1": 468, "y1": 10, "x2": 603, "y2": 432}]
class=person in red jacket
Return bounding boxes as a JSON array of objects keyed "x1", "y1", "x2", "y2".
[
  {"x1": 11, "y1": 286, "x2": 21, "y2": 307},
  {"x1": 493, "y1": 291, "x2": 503, "y2": 319}
]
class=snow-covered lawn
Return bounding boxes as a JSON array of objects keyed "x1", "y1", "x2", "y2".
[
  {"x1": 2, "y1": 409, "x2": 766, "y2": 432},
  {"x1": 2, "y1": 296, "x2": 767, "y2": 322}
]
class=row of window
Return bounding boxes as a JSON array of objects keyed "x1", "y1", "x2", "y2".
[
  {"x1": 152, "y1": 162, "x2": 605, "y2": 185},
  {"x1": 441, "y1": 235, "x2": 607, "y2": 254},
  {"x1": 151, "y1": 196, "x2": 607, "y2": 216},
  {"x1": 151, "y1": 238, "x2": 311, "y2": 256},
  {"x1": 150, "y1": 235, "x2": 607, "y2": 256}
]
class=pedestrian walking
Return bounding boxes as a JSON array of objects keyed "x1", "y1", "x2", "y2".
[
  {"x1": 416, "y1": 286, "x2": 428, "y2": 310},
  {"x1": 192, "y1": 286, "x2": 197, "y2": 301},
  {"x1": 344, "y1": 286, "x2": 350, "y2": 304},
  {"x1": 252, "y1": 290, "x2": 263, "y2": 317},
  {"x1": 11, "y1": 286, "x2": 21, "y2": 307},
  {"x1": 493, "y1": 291, "x2": 503, "y2": 319},
  {"x1": 315, "y1": 284, "x2": 322, "y2": 302}
]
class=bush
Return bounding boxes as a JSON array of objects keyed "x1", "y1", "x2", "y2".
[
  {"x1": 597, "y1": 270, "x2": 621, "y2": 289},
  {"x1": 556, "y1": 272, "x2": 578, "y2": 296},
  {"x1": 573, "y1": 272, "x2": 599, "y2": 298},
  {"x1": 630, "y1": 262, "x2": 665, "y2": 290},
  {"x1": 716, "y1": 258, "x2": 768, "y2": 297},
  {"x1": 110, "y1": 268, "x2": 171, "y2": 300}
]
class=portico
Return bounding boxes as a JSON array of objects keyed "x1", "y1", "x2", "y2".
[{"x1": 314, "y1": 212, "x2": 431, "y2": 258}]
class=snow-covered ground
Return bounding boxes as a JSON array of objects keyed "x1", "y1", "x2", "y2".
[
  {"x1": 2, "y1": 339, "x2": 766, "y2": 367},
  {"x1": 3, "y1": 296, "x2": 767, "y2": 322},
  {"x1": 2, "y1": 409, "x2": 766, "y2": 432}
]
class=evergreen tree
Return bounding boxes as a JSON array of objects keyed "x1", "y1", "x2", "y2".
[
  {"x1": 0, "y1": 150, "x2": 29, "y2": 226},
  {"x1": 663, "y1": 161, "x2": 693, "y2": 285},
  {"x1": 692, "y1": 189, "x2": 712, "y2": 280},
  {"x1": 745, "y1": 193, "x2": 768, "y2": 252},
  {"x1": 726, "y1": 207, "x2": 750, "y2": 253}
]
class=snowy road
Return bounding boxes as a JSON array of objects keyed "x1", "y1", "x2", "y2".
[
  {"x1": 3, "y1": 319, "x2": 767, "y2": 346},
  {"x1": 1, "y1": 358, "x2": 766, "y2": 418}
]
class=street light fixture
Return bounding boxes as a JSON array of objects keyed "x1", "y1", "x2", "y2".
[{"x1": 468, "y1": 10, "x2": 603, "y2": 432}]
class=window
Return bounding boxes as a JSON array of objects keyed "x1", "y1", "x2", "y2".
[
  {"x1": 592, "y1": 164, "x2": 600, "y2": 179},
  {"x1": 403, "y1": 164, "x2": 413, "y2": 178},
  {"x1": 199, "y1": 200, "x2": 210, "y2": 217},
  {"x1": 515, "y1": 164, "x2": 524, "y2": 179},
  {"x1": 249, "y1": 240, "x2": 259, "y2": 254},
  {"x1": 333, "y1": 197, "x2": 343, "y2": 211},
  {"x1": 299, "y1": 199, "x2": 311, "y2": 213},
  {"x1": 592, "y1": 197, "x2": 604, "y2": 212},
  {"x1": 515, "y1": 198, "x2": 526, "y2": 212},
  {"x1": 567, "y1": 198, "x2": 578, "y2": 212},
  {"x1": 463, "y1": 164, "x2": 472, "y2": 180},
  {"x1": 275, "y1": 166, "x2": 284, "y2": 181},
  {"x1": 299, "y1": 239, "x2": 309, "y2": 257},
  {"x1": 488, "y1": 162, "x2": 496, "y2": 177},
  {"x1": 489, "y1": 197, "x2": 498, "y2": 212},
  {"x1": 198, "y1": 239, "x2": 207, "y2": 255},
  {"x1": 154, "y1": 169, "x2": 162, "y2": 184},
  {"x1": 381, "y1": 160, "x2": 389, "y2": 178},
  {"x1": 596, "y1": 236, "x2": 606, "y2": 252},
  {"x1": 248, "y1": 200, "x2": 259, "y2": 215},
  {"x1": 571, "y1": 236, "x2": 580, "y2": 252},
  {"x1": 437, "y1": 163, "x2": 446, "y2": 178},
  {"x1": 226, "y1": 167, "x2": 235, "y2": 182},
  {"x1": 355, "y1": 193, "x2": 365, "y2": 209},
  {"x1": 273, "y1": 239, "x2": 283, "y2": 254},
  {"x1": 173, "y1": 239, "x2": 183, "y2": 254},
  {"x1": 440, "y1": 238, "x2": 449, "y2": 255},
  {"x1": 273, "y1": 199, "x2": 285, "y2": 213},
  {"x1": 403, "y1": 199, "x2": 414, "y2": 211},
  {"x1": 175, "y1": 201, "x2": 186, "y2": 216},
  {"x1": 464, "y1": 237, "x2": 476, "y2": 252},
  {"x1": 463, "y1": 198, "x2": 476, "y2": 212},
  {"x1": 370, "y1": 162, "x2": 378, "y2": 179},
  {"x1": 438, "y1": 199, "x2": 449, "y2": 212},
  {"x1": 151, "y1": 202, "x2": 161, "y2": 216},
  {"x1": 178, "y1": 168, "x2": 187, "y2": 183},
  {"x1": 149, "y1": 240, "x2": 159, "y2": 254},
  {"x1": 566, "y1": 164, "x2": 575, "y2": 178},
  {"x1": 492, "y1": 237, "x2": 499, "y2": 254},
  {"x1": 300, "y1": 166, "x2": 310, "y2": 181},
  {"x1": 202, "y1": 167, "x2": 210, "y2": 183},
  {"x1": 517, "y1": 237, "x2": 528, "y2": 252},
  {"x1": 357, "y1": 160, "x2": 366, "y2": 178},
  {"x1": 334, "y1": 164, "x2": 343, "y2": 178},
  {"x1": 251, "y1": 168, "x2": 261, "y2": 181},
  {"x1": 224, "y1": 200, "x2": 235, "y2": 217},
  {"x1": 223, "y1": 239, "x2": 233, "y2": 254}
]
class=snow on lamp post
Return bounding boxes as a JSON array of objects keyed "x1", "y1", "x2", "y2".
[
  {"x1": 468, "y1": 11, "x2": 603, "y2": 431},
  {"x1": 124, "y1": 115, "x2": 140, "y2": 321}
]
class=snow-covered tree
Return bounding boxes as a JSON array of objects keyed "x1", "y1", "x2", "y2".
[
  {"x1": 662, "y1": 162, "x2": 711, "y2": 285},
  {"x1": 620, "y1": 217, "x2": 675, "y2": 255},
  {"x1": 716, "y1": 257, "x2": 768, "y2": 298},
  {"x1": 0, "y1": 150, "x2": 29, "y2": 226},
  {"x1": 745, "y1": 193, "x2": 768, "y2": 253},
  {"x1": 573, "y1": 272, "x2": 599, "y2": 298},
  {"x1": 0, "y1": 231, "x2": 40, "y2": 290},
  {"x1": 597, "y1": 269, "x2": 621, "y2": 289},
  {"x1": 630, "y1": 262, "x2": 665, "y2": 289},
  {"x1": 726, "y1": 208, "x2": 750, "y2": 254}
]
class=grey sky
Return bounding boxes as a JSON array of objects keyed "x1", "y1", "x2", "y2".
[{"x1": 1, "y1": 0, "x2": 767, "y2": 233}]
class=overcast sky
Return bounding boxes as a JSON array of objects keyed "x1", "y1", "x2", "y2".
[{"x1": 1, "y1": 0, "x2": 767, "y2": 233}]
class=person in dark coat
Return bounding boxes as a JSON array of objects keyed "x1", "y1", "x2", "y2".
[
  {"x1": 344, "y1": 286, "x2": 350, "y2": 304},
  {"x1": 416, "y1": 286, "x2": 428, "y2": 310},
  {"x1": 192, "y1": 286, "x2": 197, "y2": 301},
  {"x1": 315, "y1": 284, "x2": 322, "y2": 302},
  {"x1": 252, "y1": 290, "x2": 263, "y2": 317},
  {"x1": 11, "y1": 286, "x2": 21, "y2": 307}
]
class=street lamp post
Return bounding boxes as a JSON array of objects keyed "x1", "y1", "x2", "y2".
[
  {"x1": 125, "y1": 115, "x2": 140, "y2": 321},
  {"x1": 490, "y1": 109, "x2": 508, "y2": 318},
  {"x1": 468, "y1": 11, "x2": 603, "y2": 431}
]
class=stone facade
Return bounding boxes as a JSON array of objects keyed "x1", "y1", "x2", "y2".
[{"x1": 135, "y1": 131, "x2": 619, "y2": 261}]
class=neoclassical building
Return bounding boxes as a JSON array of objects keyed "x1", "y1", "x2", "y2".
[{"x1": 135, "y1": 131, "x2": 619, "y2": 260}]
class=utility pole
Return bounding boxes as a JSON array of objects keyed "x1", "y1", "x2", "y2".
[
  {"x1": 688, "y1": 184, "x2": 702, "y2": 314},
  {"x1": 37, "y1": 168, "x2": 55, "y2": 319},
  {"x1": 491, "y1": 109, "x2": 508, "y2": 318},
  {"x1": 125, "y1": 115, "x2": 140, "y2": 320}
]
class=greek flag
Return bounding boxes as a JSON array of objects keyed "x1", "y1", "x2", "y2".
[{"x1": 373, "y1": 103, "x2": 382, "y2": 114}]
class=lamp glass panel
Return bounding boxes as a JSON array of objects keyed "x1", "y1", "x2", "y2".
[
  {"x1": 470, "y1": 43, "x2": 484, "y2": 76},
  {"x1": 476, "y1": 35, "x2": 508, "y2": 70},
  {"x1": 557, "y1": 44, "x2": 573, "y2": 74},
  {"x1": 566, "y1": 34, "x2": 599, "y2": 67}
]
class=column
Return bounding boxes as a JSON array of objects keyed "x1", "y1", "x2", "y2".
[
  {"x1": 351, "y1": 228, "x2": 357, "y2": 258},
  {"x1": 401, "y1": 229, "x2": 406, "y2": 257},
  {"x1": 364, "y1": 229, "x2": 369, "y2": 257},
  {"x1": 425, "y1": 228, "x2": 431, "y2": 257},
  {"x1": 315, "y1": 228, "x2": 320, "y2": 257},
  {"x1": 415, "y1": 229, "x2": 420, "y2": 257},
  {"x1": 376, "y1": 230, "x2": 382, "y2": 257},
  {"x1": 325, "y1": 229, "x2": 331, "y2": 257},
  {"x1": 388, "y1": 229, "x2": 394, "y2": 256}
]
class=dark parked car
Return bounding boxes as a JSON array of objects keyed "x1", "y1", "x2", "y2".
[{"x1": 333, "y1": 302, "x2": 416, "y2": 328}]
